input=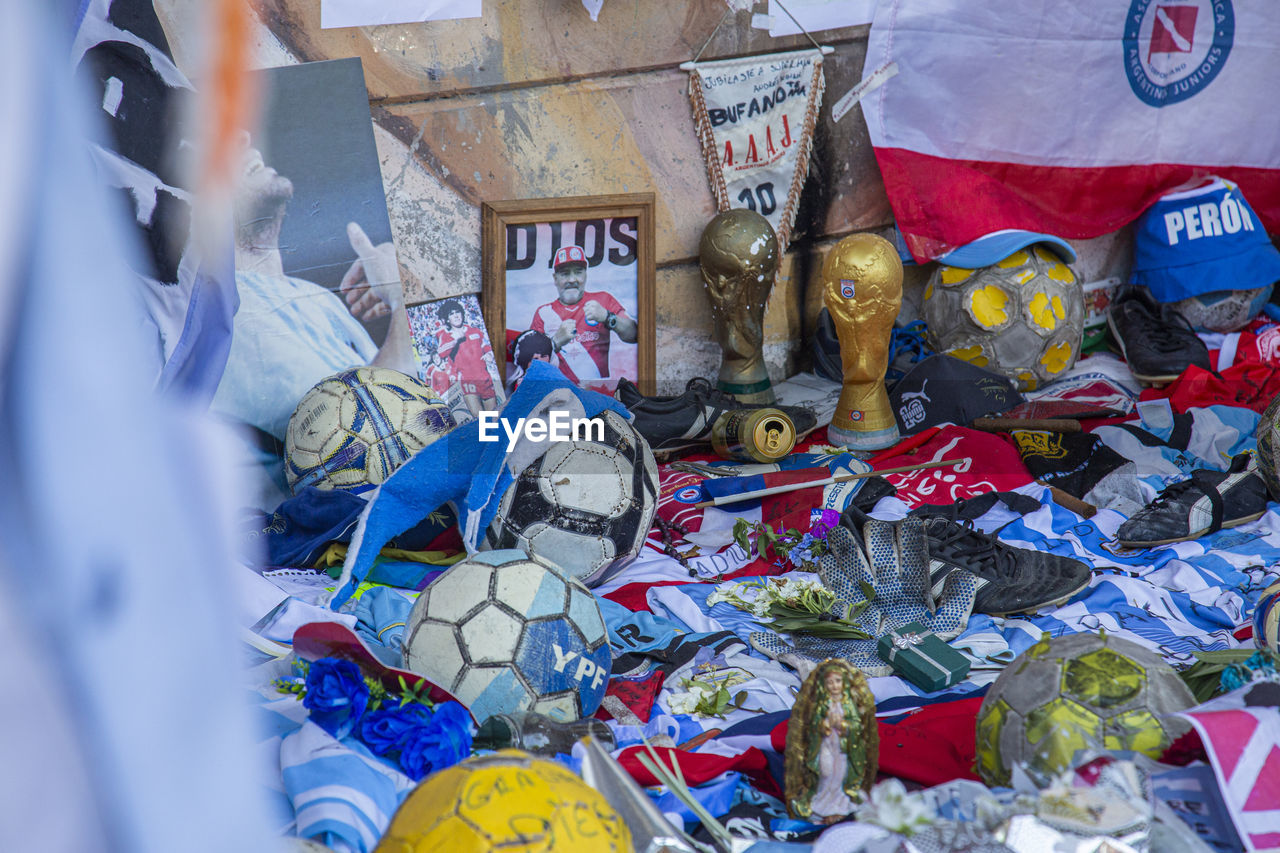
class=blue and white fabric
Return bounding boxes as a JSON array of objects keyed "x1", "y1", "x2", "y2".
[
  {"x1": 1092, "y1": 404, "x2": 1260, "y2": 501},
  {"x1": 280, "y1": 720, "x2": 416, "y2": 853},
  {"x1": 597, "y1": 596, "x2": 685, "y2": 655},
  {"x1": 948, "y1": 486, "x2": 1280, "y2": 670},
  {"x1": 333, "y1": 362, "x2": 629, "y2": 608}
]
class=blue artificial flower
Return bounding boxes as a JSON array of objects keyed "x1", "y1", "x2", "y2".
[
  {"x1": 359, "y1": 700, "x2": 435, "y2": 756},
  {"x1": 398, "y1": 702, "x2": 475, "y2": 780},
  {"x1": 303, "y1": 658, "x2": 370, "y2": 740},
  {"x1": 1220, "y1": 664, "x2": 1249, "y2": 693}
]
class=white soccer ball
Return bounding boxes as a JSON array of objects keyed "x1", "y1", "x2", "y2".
[
  {"x1": 484, "y1": 409, "x2": 658, "y2": 587},
  {"x1": 923, "y1": 246, "x2": 1085, "y2": 391},
  {"x1": 403, "y1": 550, "x2": 611, "y2": 723},
  {"x1": 1170, "y1": 286, "x2": 1272, "y2": 333},
  {"x1": 284, "y1": 367, "x2": 455, "y2": 495}
]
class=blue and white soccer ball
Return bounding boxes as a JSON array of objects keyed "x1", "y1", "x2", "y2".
[
  {"x1": 284, "y1": 367, "x2": 455, "y2": 494},
  {"x1": 403, "y1": 550, "x2": 611, "y2": 723}
]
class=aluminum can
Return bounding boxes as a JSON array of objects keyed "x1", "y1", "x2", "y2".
[{"x1": 711, "y1": 408, "x2": 796, "y2": 463}]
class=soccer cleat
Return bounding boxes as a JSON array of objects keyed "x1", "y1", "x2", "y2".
[
  {"x1": 615, "y1": 377, "x2": 818, "y2": 459},
  {"x1": 1106, "y1": 288, "x2": 1212, "y2": 385},
  {"x1": 920, "y1": 516, "x2": 1092, "y2": 616},
  {"x1": 1116, "y1": 453, "x2": 1269, "y2": 548}
]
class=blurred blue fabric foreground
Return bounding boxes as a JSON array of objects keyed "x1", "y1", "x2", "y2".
[{"x1": 0, "y1": 3, "x2": 271, "y2": 852}]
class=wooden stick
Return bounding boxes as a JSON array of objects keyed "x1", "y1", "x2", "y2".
[
  {"x1": 1041, "y1": 483, "x2": 1098, "y2": 518},
  {"x1": 971, "y1": 417, "x2": 1082, "y2": 433},
  {"x1": 692, "y1": 457, "x2": 970, "y2": 508}
]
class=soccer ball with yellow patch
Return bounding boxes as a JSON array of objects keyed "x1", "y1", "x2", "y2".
[
  {"x1": 374, "y1": 750, "x2": 633, "y2": 853},
  {"x1": 922, "y1": 246, "x2": 1085, "y2": 391},
  {"x1": 974, "y1": 631, "x2": 1194, "y2": 787}
]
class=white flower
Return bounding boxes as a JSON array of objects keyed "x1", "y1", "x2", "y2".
[
  {"x1": 855, "y1": 778, "x2": 934, "y2": 836},
  {"x1": 666, "y1": 691, "x2": 701, "y2": 715}
]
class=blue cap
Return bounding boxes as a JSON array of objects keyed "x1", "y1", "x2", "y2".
[
  {"x1": 1132, "y1": 179, "x2": 1280, "y2": 303},
  {"x1": 936, "y1": 230, "x2": 1077, "y2": 269}
]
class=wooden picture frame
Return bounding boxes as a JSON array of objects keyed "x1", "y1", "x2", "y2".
[{"x1": 482, "y1": 193, "x2": 656, "y2": 395}]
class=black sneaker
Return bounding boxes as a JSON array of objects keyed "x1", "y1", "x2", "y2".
[
  {"x1": 1116, "y1": 454, "x2": 1269, "y2": 548},
  {"x1": 615, "y1": 377, "x2": 819, "y2": 459},
  {"x1": 920, "y1": 516, "x2": 1092, "y2": 616},
  {"x1": 1107, "y1": 288, "x2": 1211, "y2": 385}
]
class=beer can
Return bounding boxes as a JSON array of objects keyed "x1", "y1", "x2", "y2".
[{"x1": 711, "y1": 408, "x2": 797, "y2": 463}]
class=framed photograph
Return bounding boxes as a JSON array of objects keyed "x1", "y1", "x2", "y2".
[
  {"x1": 481, "y1": 193, "x2": 656, "y2": 395},
  {"x1": 407, "y1": 295, "x2": 506, "y2": 416}
]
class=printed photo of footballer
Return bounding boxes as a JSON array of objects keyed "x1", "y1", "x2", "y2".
[
  {"x1": 407, "y1": 295, "x2": 505, "y2": 415},
  {"x1": 502, "y1": 218, "x2": 641, "y2": 394}
]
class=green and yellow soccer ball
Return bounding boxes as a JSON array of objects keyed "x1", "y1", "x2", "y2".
[
  {"x1": 1256, "y1": 394, "x2": 1280, "y2": 502},
  {"x1": 975, "y1": 632, "x2": 1194, "y2": 787},
  {"x1": 923, "y1": 246, "x2": 1084, "y2": 391},
  {"x1": 374, "y1": 750, "x2": 632, "y2": 853}
]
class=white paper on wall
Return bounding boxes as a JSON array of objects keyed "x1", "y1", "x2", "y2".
[
  {"x1": 321, "y1": 0, "x2": 482, "y2": 29},
  {"x1": 766, "y1": 0, "x2": 876, "y2": 37}
]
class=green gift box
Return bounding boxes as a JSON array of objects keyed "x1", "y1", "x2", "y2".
[{"x1": 876, "y1": 622, "x2": 970, "y2": 692}]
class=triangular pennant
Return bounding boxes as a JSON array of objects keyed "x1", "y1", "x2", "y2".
[
  {"x1": 1194, "y1": 708, "x2": 1259, "y2": 780},
  {"x1": 688, "y1": 49, "x2": 825, "y2": 256},
  {"x1": 1243, "y1": 744, "x2": 1280, "y2": 813}
]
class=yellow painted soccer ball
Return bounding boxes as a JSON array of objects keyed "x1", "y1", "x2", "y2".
[
  {"x1": 923, "y1": 246, "x2": 1085, "y2": 391},
  {"x1": 975, "y1": 632, "x2": 1194, "y2": 787},
  {"x1": 374, "y1": 750, "x2": 633, "y2": 853}
]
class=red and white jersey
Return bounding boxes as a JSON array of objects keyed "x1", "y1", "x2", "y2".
[
  {"x1": 530, "y1": 291, "x2": 626, "y2": 382},
  {"x1": 437, "y1": 325, "x2": 487, "y2": 376},
  {"x1": 426, "y1": 363, "x2": 455, "y2": 396}
]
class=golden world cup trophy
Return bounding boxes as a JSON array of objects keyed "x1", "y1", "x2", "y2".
[
  {"x1": 822, "y1": 233, "x2": 904, "y2": 451},
  {"x1": 699, "y1": 209, "x2": 780, "y2": 404}
]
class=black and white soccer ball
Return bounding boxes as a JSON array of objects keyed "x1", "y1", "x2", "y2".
[
  {"x1": 485, "y1": 409, "x2": 658, "y2": 587},
  {"x1": 284, "y1": 367, "x2": 455, "y2": 495},
  {"x1": 403, "y1": 550, "x2": 611, "y2": 723}
]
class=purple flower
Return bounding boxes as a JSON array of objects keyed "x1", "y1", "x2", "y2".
[
  {"x1": 810, "y1": 509, "x2": 840, "y2": 539},
  {"x1": 398, "y1": 702, "x2": 474, "y2": 780},
  {"x1": 359, "y1": 701, "x2": 434, "y2": 756},
  {"x1": 302, "y1": 658, "x2": 370, "y2": 740}
]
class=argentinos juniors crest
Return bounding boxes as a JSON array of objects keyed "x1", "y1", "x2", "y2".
[{"x1": 1124, "y1": 0, "x2": 1234, "y2": 106}]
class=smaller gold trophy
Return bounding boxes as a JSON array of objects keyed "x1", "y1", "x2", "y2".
[
  {"x1": 822, "y1": 233, "x2": 903, "y2": 451},
  {"x1": 699, "y1": 209, "x2": 780, "y2": 404}
]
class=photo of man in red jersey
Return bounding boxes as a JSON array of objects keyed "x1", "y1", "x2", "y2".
[
  {"x1": 530, "y1": 245, "x2": 638, "y2": 387},
  {"x1": 435, "y1": 298, "x2": 499, "y2": 413},
  {"x1": 406, "y1": 295, "x2": 504, "y2": 418}
]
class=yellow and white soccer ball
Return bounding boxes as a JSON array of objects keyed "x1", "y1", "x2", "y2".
[
  {"x1": 374, "y1": 750, "x2": 633, "y2": 853},
  {"x1": 284, "y1": 367, "x2": 456, "y2": 494},
  {"x1": 923, "y1": 246, "x2": 1085, "y2": 391}
]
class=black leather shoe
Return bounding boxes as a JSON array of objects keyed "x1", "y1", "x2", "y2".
[
  {"x1": 1108, "y1": 288, "x2": 1212, "y2": 385},
  {"x1": 615, "y1": 377, "x2": 818, "y2": 459}
]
